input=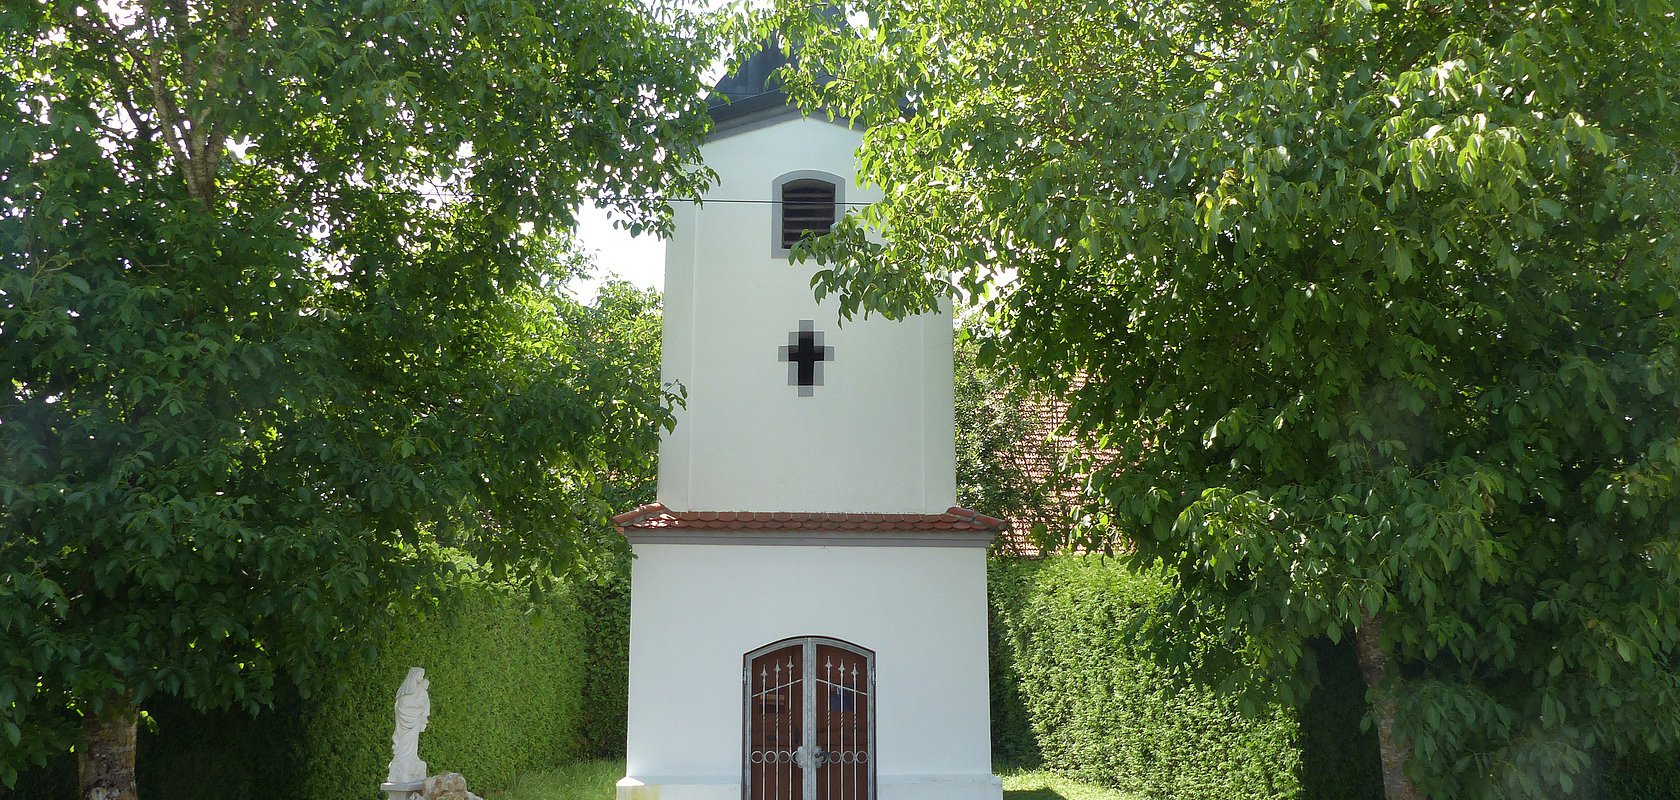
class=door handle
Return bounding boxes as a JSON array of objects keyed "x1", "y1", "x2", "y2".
[{"x1": 794, "y1": 745, "x2": 828, "y2": 770}]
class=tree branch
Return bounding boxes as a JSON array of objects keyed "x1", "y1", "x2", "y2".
[
  {"x1": 148, "y1": 53, "x2": 198, "y2": 201},
  {"x1": 62, "y1": 10, "x2": 153, "y2": 91}
]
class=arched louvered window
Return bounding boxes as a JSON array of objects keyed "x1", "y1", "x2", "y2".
[{"x1": 772, "y1": 172, "x2": 844, "y2": 256}]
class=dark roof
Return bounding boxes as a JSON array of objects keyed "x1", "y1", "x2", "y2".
[
  {"x1": 708, "y1": 19, "x2": 852, "y2": 136},
  {"x1": 708, "y1": 39, "x2": 798, "y2": 133},
  {"x1": 613, "y1": 503, "x2": 1008, "y2": 533},
  {"x1": 711, "y1": 40, "x2": 789, "y2": 109}
]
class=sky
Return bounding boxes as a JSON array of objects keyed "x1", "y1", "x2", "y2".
[{"x1": 569, "y1": 204, "x2": 668, "y2": 300}]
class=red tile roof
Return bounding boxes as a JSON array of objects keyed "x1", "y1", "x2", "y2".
[{"x1": 613, "y1": 503, "x2": 1008, "y2": 533}]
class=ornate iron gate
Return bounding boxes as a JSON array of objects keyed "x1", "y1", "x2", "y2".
[{"x1": 744, "y1": 637, "x2": 875, "y2": 800}]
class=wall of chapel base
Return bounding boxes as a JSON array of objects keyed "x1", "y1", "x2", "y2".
[{"x1": 623, "y1": 542, "x2": 996, "y2": 796}]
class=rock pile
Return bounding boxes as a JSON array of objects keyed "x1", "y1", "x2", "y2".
[{"x1": 420, "y1": 773, "x2": 483, "y2": 800}]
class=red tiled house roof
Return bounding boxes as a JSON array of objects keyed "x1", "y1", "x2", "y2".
[{"x1": 991, "y1": 387, "x2": 1121, "y2": 556}]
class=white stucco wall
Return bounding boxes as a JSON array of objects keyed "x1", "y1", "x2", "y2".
[
  {"x1": 658, "y1": 116, "x2": 958, "y2": 515},
  {"x1": 627, "y1": 111, "x2": 994, "y2": 800},
  {"x1": 621, "y1": 540, "x2": 999, "y2": 800}
]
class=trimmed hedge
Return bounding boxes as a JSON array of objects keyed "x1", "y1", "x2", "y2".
[
  {"x1": 7, "y1": 575, "x2": 593, "y2": 800},
  {"x1": 17, "y1": 550, "x2": 1672, "y2": 800},
  {"x1": 574, "y1": 572, "x2": 632, "y2": 758},
  {"x1": 3, "y1": 694, "x2": 303, "y2": 800},
  {"x1": 137, "y1": 689, "x2": 305, "y2": 800},
  {"x1": 990, "y1": 555, "x2": 1680, "y2": 800},
  {"x1": 987, "y1": 588, "x2": 1041, "y2": 767},
  {"x1": 1605, "y1": 750, "x2": 1680, "y2": 800},
  {"x1": 298, "y1": 577, "x2": 588, "y2": 798},
  {"x1": 988, "y1": 556, "x2": 1303, "y2": 800},
  {"x1": 1297, "y1": 638, "x2": 1383, "y2": 800}
]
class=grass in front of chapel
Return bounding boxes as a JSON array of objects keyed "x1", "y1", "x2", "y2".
[
  {"x1": 493, "y1": 759, "x2": 625, "y2": 800},
  {"x1": 995, "y1": 764, "x2": 1150, "y2": 800},
  {"x1": 491, "y1": 759, "x2": 1143, "y2": 800}
]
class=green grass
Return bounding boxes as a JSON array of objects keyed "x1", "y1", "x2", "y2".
[
  {"x1": 490, "y1": 759, "x2": 1142, "y2": 800},
  {"x1": 997, "y1": 765, "x2": 1148, "y2": 800},
  {"x1": 492, "y1": 760, "x2": 624, "y2": 800}
]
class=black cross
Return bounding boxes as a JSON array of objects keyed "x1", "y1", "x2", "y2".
[{"x1": 778, "y1": 320, "x2": 834, "y2": 397}]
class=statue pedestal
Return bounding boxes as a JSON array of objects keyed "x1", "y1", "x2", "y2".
[{"x1": 380, "y1": 779, "x2": 424, "y2": 800}]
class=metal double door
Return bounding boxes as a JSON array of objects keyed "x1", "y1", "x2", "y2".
[{"x1": 744, "y1": 637, "x2": 875, "y2": 800}]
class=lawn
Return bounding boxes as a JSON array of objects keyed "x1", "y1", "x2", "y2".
[
  {"x1": 494, "y1": 760, "x2": 626, "y2": 800},
  {"x1": 994, "y1": 765, "x2": 1150, "y2": 800},
  {"x1": 491, "y1": 760, "x2": 1144, "y2": 800}
]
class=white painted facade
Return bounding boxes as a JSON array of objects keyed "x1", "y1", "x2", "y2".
[
  {"x1": 620, "y1": 110, "x2": 999, "y2": 800},
  {"x1": 620, "y1": 543, "x2": 997, "y2": 800},
  {"x1": 657, "y1": 116, "x2": 956, "y2": 515}
]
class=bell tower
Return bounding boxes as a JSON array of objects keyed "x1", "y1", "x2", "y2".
[
  {"x1": 616, "y1": 40, "x2": 1003, "y2": 800},
  {"x1": 655, "y1": 50, "x2": 956, "y2": 515}
]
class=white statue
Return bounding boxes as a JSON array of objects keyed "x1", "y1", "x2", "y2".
[{"x1": 386, "y1": 667, "x2": 431, "y2": 786}]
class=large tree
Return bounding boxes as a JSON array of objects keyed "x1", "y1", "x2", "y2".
[
  {"x1": 772, "y1": 1, "x2": 1680, "y2": 797},
  {"x1": 0, "y1": 1, "x2": 715, "y2": 796}
]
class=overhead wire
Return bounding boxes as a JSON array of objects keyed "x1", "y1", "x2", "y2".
[{"x1": 400, "y1": 189, "x2": 874, "y2": 208}]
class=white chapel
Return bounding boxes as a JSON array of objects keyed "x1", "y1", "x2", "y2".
[{"x1": 612, "y1": 42, "x2": 1004, "y2": 800}]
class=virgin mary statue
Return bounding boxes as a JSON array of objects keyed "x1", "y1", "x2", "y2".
[{"x1": 386, "y1": 667, "x2": 431, "y2": 785}]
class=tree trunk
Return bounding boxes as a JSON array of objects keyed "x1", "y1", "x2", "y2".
[
  {"x1": 1354, "y1": 613, "x2": 1427, "y2": 800},
  {"x1": 78, "y1": 703, "x2": 139, "y2": 800}
]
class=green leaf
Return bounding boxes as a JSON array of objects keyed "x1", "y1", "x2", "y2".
[
  {"x1": 1, "y1": 0, "x2": 710, "y2": 780},
  {"x1": 767, "y1": 3, "x2": 1680, "y2": 796},
  {"x1": 1386, "y1": 244, "x2": 1414, "y2": 282}
]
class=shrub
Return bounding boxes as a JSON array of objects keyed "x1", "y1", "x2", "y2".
[
  {"x1": 137, "y1": 691, "x2": 304, "y2": 800},
  {"x1": 6, "y1": 576, "x2": 593, "y2": 800},
  {"x1": 986, "y1": 553, "x2": 1678, "y2": 800},
  {"x1": 988, "y1": 555, "x2": 1302, "y2": 800},
  {"x1": 5, "y1": 679, "x2": 304, "y2": 800},
  {"x1": 1297, "y1": 638, "x2": 1383, "y2": 800},
  {"x1": 298, "y1": 577, "x2": 587, "y2": 798},
  {"x1": 988, "y1": 589, "x2": 1041, "y2": 767},
  {"x1": 1604, "y1": 750, "x2": 1680, "y2": 800},
  {"x1": 574, "y1": 571, "x2": 632, "y2": 757}
]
